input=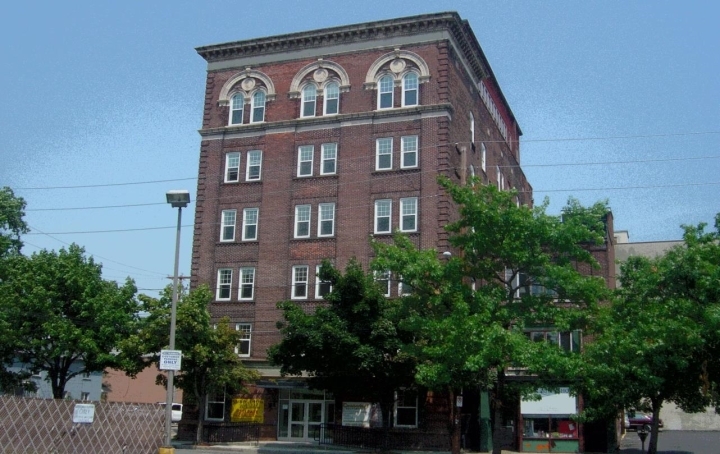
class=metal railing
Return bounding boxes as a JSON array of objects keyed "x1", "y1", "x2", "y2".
[
  {"x1": 315, "y1": 423, "x2": 449, "y2": 451},
  {"x1": 202, "y1": 422, "x2": 262, "y2": 444}
]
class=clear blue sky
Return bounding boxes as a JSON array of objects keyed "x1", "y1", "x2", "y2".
[{"x1": 2, "y1": 1, "x2": 718, "y2": 295}]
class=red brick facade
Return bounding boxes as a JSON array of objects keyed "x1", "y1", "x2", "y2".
[{"x1": 192, "y1": 13, "x2": 530, "y2": 365}]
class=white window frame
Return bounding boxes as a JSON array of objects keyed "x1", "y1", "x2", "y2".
[
  {"x1": 246, "y1": 150, "x2": 262, "y2": 181},
  {"x1": 238, "y1": 267, "x2": 255, "y2": 301},
  {"x1": 376, "y1": 138, "x2": 393, "y2": 171},
  {"x1": 220, "y1": 209, "x2": 236, "y2": 242},
  {"x1": 242, "y1": 208, "x2": 258, "y2": 241},
  {"x1": 470, "y1": 112, "x2": 475, "y2": 145},
  {"x1": 301, "y1": 84, "x2": 317, "y2": 118},
  {"x1": 229, "y1": 93, "x2": 244, "y2": 125},
  {"x1": 216, "y1": 269, "x2": 233, "y2": 301},
  {"x1": 375, "y1": 270, "x2": 391, "y2": 297},
  {"x1": 481, "y1": 143, "x2": 487, "y2": 172},
  {"x1": 236, "y1": 323, "x2": 252, "y2": 357},
  {"x1": 401, "y1": 72, "x2": 419, "y2": 107},
  {"x1": 251, "y1": 91, "x2": 266, "y2": 123},
  {"x1": 294, "y1": 205, "x2": 311, "y2": 238},
  {"x1": 394, "y1": 390, "x2": 418, "y2": 428},
  {"x1": 320, "y1": 143, "x2": 337, "y2": 175},
  {"x1": 297, "y1": 145, "x2": 314, "y2": 177},
  {"x1": 398, "y1": 277, "x2": 412, "y2": 296},
  {"x1": 400, "y1": 136, "x2": 418, "y2": 169},
  {"x1": 324, "y1": 82, "x2": 339, "y2": 115},
  {"x1": 224, "y1": 152, "x2": 240, "y2": 183},
  {"x1": 315, "y1": 265, "x2": 333, "y2": 299},
  {"x1": 378, "y1": 75, "x2": 394, "y2": 109},
  {"x1": 497, "y1": 166, "x2": 502, "y2": 190},
  {"x1": 292, "y1": 265, "x2": 309, "y2": 300},
  {"x1": 317, "y1": 203, "x2": 335, "y2": 237},
  {"x1": 399, "y1": 197, "x2": 417, "y2": 233},
  {"x1": 205, "y1": 390, "x2": 226, "y2": 421},
  {"x1": 374, "y1": 199, "x2": 392, "y2": 234}
]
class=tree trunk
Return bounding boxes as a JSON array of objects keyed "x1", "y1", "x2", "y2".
[
  {"x1": 491, "y1": 371, "x2": 505, "y2": 454},
  {"x1": 647, "y1": 398, "x2": 663, "y2": 454}
]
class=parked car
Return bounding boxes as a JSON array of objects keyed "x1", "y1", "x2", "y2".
[
  {"x1": 626, "y1": 411, "x2": 663, "y2": 431},
  {"x1": 158, "y1": 402, "x2": 183, "y2": 422}
]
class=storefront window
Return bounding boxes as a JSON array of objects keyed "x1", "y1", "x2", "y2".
[{"x1": 523, "y1": 417, "x2": 578, "y2": 439}]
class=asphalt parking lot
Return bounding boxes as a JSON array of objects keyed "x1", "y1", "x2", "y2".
[{"x1": 620, "y1": 430, "x2": 720, "y2": 454}]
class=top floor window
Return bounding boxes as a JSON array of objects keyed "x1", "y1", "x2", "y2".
[
  {"x1": 302, "y1": 85, "x2": 317, "y2": 118},
  {"x1": 378, "y1": 75, "x2": 394, "y2": 109},
  {"x1": 324, "y1": 82, "x2": 339, "y2": 115},
  {"x1": 230, "y1": 94, "x2": 244, "y2": 125},
  {"x1": 402, "y1": 72, "x2": 418, "y2": 107},
  {"x1": 251, "y1": 91, "x2": 266, "y2": 123}
]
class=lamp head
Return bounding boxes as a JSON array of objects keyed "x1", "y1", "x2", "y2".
[{"x1": 166, "y1": 190, "x2": 191, "y2": 208}]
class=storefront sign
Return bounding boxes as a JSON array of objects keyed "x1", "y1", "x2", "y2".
[
  {"x1": 521, "y1": 388, "x2": 576, "y2": 415},
  {"x1": 230, "y1": 398, "x2": 264, "y2": 423},
  {"x1": 342, "y1": 402, "x2": 370, "y2": 427},
  {"x1": 159, "y1": 350, "x2": 182, "y2": 371}
]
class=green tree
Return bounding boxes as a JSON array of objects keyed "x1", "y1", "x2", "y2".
[
  {"x1": 372, "y1": 178, "x2": 609, "y2": 454},
  {"x1": 582, "y1": 216, "x2": 720, "y2": 454},
  {"x1": 268, "y1": 259, "x2": 417, "y2": 428},
  {"x1": 0, "y1": 244, "x2": 138, "y2": 398},
  {"x1": 0, "y1": 187, "x2": 28, "y2": 259},
  {"x1": 120, "y1": 285, "x2": 259, "y2": 443}
]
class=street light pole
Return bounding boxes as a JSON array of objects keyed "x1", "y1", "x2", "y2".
[{"x1": 163, "y1": 190, "x2": 190, "y2": 451}]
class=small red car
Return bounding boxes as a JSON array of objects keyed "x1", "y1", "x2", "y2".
[{"x1": 625, "y1": 411, "x2": 663, "y2": 431}]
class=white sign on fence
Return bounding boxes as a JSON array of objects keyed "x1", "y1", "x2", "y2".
[
  {"x1": 159, "y1": 349, "x2": 182, "y2": 371},
  {"x1": 73, "y1": 403, "x2": 95, "y2": 423}
]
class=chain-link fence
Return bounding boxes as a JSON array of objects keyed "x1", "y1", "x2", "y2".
[{"x1": 0, "y1": 396, "x2": 164, "y2": 454}]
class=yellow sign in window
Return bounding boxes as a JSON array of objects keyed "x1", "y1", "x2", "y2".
[{"x1": 230, "y1": 398, "x2": 264, "y2": 423}]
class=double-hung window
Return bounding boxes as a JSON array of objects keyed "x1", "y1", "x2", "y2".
[
  {"x1": 399, "y1": 198, "x2": 418, "y2": 232},
  {"x1": 225, "y1": 152, "x2": 240, "y2": 183},
  {"x1": 318, "y1": 203, "x2": 335, "y2": 237},
  {"x1": 301, "y1": 85, "x2": 317, "y2": 117},
  {"x1": 251, "y1": 91, "x2": 265, "y2": 123},
  {"x1": 324, "y1": 82, "x2": 339, "y2": 115},
  {"x1": 292, "y1": 265, "x2": 309, "y2": 299},
  {"x1": 230, "y1": 93, "x2": 244, "y2": 125},
  {"x1": 376, "y1": 138, "x2": 392, "y2": 170},
  {"x1": 239, "y1": 268, "x2": 255, "y2": 300},
  {"x1": 401, "y1": 136, "x2": 418, "y2": 168},
  {"x1": 206, "y1": 390, "x2": 225, "y2": 421},
  {"x1": 470, "y1": 112, "x2": 475, "y2": 145},
  {"x1": 236, "y1": 323, "x2": 252, "y2": 357},
  {"x1": 375, "y1": 270, "x2": 391, "y2": 297},
  {"x1": 402, "y1": 72, "x2": 418, "y2": 107},
  {"x1": 220, "y1": 210, "x2": 236, "y2": 242},
  {"x1": 481, "y1": 143, "x2": 487, "y2": 172},
  {"x1": 242, "y1": 208, "x2": 258, "y2": 241},
  {"x1": 294, "y1": 205, "x2": 311, "y2": 238},
  {"x1": 321, "y1": 143, "x2": 337, "y2": 175},
  {"x1": 246, "y1": 150, "x2": 262, "y2": 181},
  {"x1": 315, "y1": 265, "x2": 332, "y2": 299},
  {"x1": 298, "y1": 146, "x2": 314, "y2": 177},
  {"x1": 374, "y1": 200, "x2": 392, "y2": 234},
  {"x1": 217, "y1": 269, "x2": 232, "y2": 300},
  {"x1": 395, "y1": 390, "x2": 418, "y2": 428},
  {"x1": 378, "y1": 75, "x2": 394, "y2": 109}
]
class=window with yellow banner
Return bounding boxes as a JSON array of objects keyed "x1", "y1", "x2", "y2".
[{"x1": 231, "y1": 398, "x2": 264, "y2": 423}]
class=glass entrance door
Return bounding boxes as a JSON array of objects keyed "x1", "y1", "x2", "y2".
[{"x1": 288, "y1": 400, "x2": 324, "y2": 440}]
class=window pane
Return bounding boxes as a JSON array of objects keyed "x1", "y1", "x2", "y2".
[
  {"x1": 376, "y1": 138, "x2": 392, "y2": 170},
  {"x1": 400, "y1": 198, "x2": 417, "y2": 232},
  {"x1": 379, "y1": 76, "x2": 393, "y2": 109},
  {"x1": 319, "y1": 203, "x2": 335, "y2": 236},
  {"x1": 401, "y1": 136, "x2": 418, "y2": 168},
  {"x1": 240, "y1": 269, "x2": 254, "y2": 300},
  {"x1": 302, "y1": 85, "x2": 316, "y2": 117},
  {"x1": 293, "y1": 266, "x2": 308, "y2": 299},
  {"x1": 225, "y1": 152, "x2": 240, "y2": 182},
  {"x1": 295, "y1": 206, "x2": 310, "y2": 237},
  {"x1": 403, "y1": 73, "x2": 418, "y2": 106},
  {"x1": 218, "y1": 269, "x2": 232, "y2": 300},
  {"x1": 230, "y1": 94, "x2": 244, "y2": 124},
  {"x1": 247, "y1": 150, "x2": 262, "y2": 180},
  {"x1": 324, "y1": 83, "x2": 339, "y2": 115},
  {"x1": 252, "y1": 91, "x2": 265, "y2": 122},
  {"x1": 321, "y1": 144, "x2": 337, "y2": 175},
  {"x1": 298, "y1": 146, "x2": 313, "y2": 176}
]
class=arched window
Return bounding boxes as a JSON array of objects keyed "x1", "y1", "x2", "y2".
[
  {"x1": 402, "y1": 72, "x2": 418, "y2": 107},
  {"x1": 301, "y1": 85, "x2": 317, "y2": 118},
  {"x1": 378, "y1": 75, "x2": 394, "y2": 109},
  {"x1": 230, "y1": 93, "x2": 244, "y2": 125},
  {"x1": 251, "y1": 91, "x2": 266, "y2": 123},
  {"x1": 324, "y1": 82, "x2": 339, "y2": 115}
]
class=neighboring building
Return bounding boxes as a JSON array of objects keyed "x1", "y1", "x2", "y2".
[
  {"x1": 614, "y1": 231, "x2": 720, "y2": 431},
  {"x1": 103, "y1": 367, "x2": 182, "y2": 405},
  {"x1": 6, "y1": 363, "x2": 102, "y2": 401},
  {"x1": 188, "y1": 11, "x2": 624, "y2": 451}
]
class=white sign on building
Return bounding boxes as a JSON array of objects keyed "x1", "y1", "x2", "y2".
[{"x1": 159, "y1": 349, "x2": 182, "y2": 371}]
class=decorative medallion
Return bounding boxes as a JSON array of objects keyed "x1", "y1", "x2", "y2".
[
  {"x1": 313, "y1": 68, "x2": 329, "y2": 83},
  {"x1": 390, "y1": 58, "x2": 406, "y2": 74},
  {"x1": 241, "y1": 78, "x2": 256, "y2": 91}
]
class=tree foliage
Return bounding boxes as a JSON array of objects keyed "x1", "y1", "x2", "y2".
[
  {"x1": 372, "y1": 178, "x2": 610, "y2": 454},
  {"x1": 119, "y1": 285, "x2": 259, "y2": 442},
  {"x1": 581, "y1": 214, "x2": 720, "y2": 454},
  {"x1": 0, "y1": 187, "x2": 28, "y2": 259},
  {"x1": 0, "y1": 244, "x2": 138, "y2": 398},
  {"x1": 268, "y1": 259, "x2": 417, "y2": 427}
]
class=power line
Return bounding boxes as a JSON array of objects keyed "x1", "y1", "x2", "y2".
[
  {"x1": 25, "y1": 225, "x2": 194, "y2": 235},
  {"x1": 13, "y1": 177, "x2": 197, "y2": 190},
  {"x1": 27, "y1": 202, "x2": 168, "y2": 212}
]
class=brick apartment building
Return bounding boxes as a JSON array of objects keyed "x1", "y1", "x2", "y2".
[{"x1": 184, "y1": 11, "x2": 572, "y2": 449}]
